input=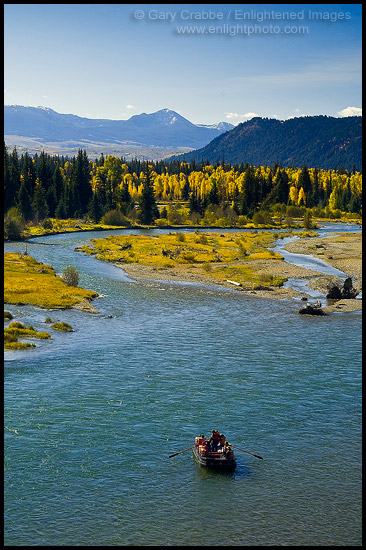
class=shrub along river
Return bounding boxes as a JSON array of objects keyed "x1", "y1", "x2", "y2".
[{"x1": 4, "y1": 224, "x2": 362, "y2": 546}]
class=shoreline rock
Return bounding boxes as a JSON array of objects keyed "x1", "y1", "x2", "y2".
[
  {"x1": 326, "y1": 277, "x2": 359, "y2": 300},
  {"x1": 72, "y1": 300, "x2": 99, "y2": 314}
]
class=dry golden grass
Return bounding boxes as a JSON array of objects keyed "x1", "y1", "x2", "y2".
[
  {"x1": 22, "y1": 218, "x2": 127, "y2": 239},
  {"x1": 4, "y1": 321, "x2": 50, "y2": 350},
  {"x1": 78, "y1": 231, "x2": 286, "y2": 289},
  {"x1": 4, "y1": 252, "x2": 98, "y2": 309}
]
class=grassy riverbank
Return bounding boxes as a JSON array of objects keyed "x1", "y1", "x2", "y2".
[
  {"x1": 4, "y1": 252, "x2": 98, "y2": 310},
  {"x1": 15, "y1": 217, "x2": 287, "y2": 240},
  {"x1": 77, "y1": 230, "x2": 307, "y2": 296},
  {"x1": 77, "y1": 230, "x2": 362, "y2": 308},
  {"x1": 20, "y1": 218, "x2": 132, "y2": 239},
  {"x1": 5, "y1": 214, "x2": 361, "y2": 242}
]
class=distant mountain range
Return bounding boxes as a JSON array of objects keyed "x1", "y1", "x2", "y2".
[
  {"x1": 176, "y1": 115, "x2": 362, "y2": 170},
  {"x1": 4, "y1": 107, "x2": 361, "y2": 169},
  {"x1": 4, "y1": 105, "x2": 234, "y2": 159}
]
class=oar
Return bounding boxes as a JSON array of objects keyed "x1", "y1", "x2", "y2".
[
  {"x1": 169, "y1": 446, "x2": 194, "y2": 458},
  {"x1": 231, "y1": 445, "x2": 263, "y2": 460}
]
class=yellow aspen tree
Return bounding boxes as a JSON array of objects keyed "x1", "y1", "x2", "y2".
[
  {"x1": 169, "y1": 174, "x2": 180, "y2": 200},
  {"x1": 350, "y1": 172, "x2": 362, "y2": 196},
  {"x1": 203, "y1": 164, "x2": 214, "y2": 175},
  {"x1": 226, "y1": 172, "x2": 236, "y2": 202},
  {"x1": 128, "y1": 182, "x2": 137, "y2": 201},
  {"x1": 162, "y1": 174, "x2": 170, "y2": 201},
  {"x1": 236, "y1": 172, "x2": 245, "y2": 195},
  {"x1": 154, "y1": 175, "x2": 164, "y2": 200},
  {"x1": 289, "y1": 185, "x2": 298, "y2": 205},
  {"x1": 179, "y1": 172, "x2": 187, "y2": 195},
  {"x1": 200, "y1": 174, "x2": 209, "y2": 201},
  {"x1": 188, "y1": 172, "x2": 199, "y2": 196},
  {"x1": 297, "y1": 186, "x2": 306, "y2": 206},
  {"x1": 123, "y1": 173, "x2": 132, "y2": 186},
  {"x1": 91, "y1": 173, "x2": 102, "y2": 192},
  {"x1": 137, "y1": 183, "x2": 144, "y2": 198},
  {"x1": 328, "y1": 187, "x2": 340, "y2": 211},
  {"x1": 215, "y1": 166, "x2": 225, "y2": 202}
]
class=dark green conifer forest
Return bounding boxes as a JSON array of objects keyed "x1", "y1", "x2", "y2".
[{"x1": 4, "y1": 143, "x2": 362, "y2": 237}]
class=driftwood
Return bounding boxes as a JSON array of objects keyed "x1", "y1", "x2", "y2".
[{"x1": 226, "y1": 279, "x2": 241, "y2": 286}]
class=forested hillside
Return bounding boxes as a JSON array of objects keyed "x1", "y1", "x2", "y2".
[
  {"x1": 4, "y1": 144, "x2": 362, "y2": 239},
  {"x1": 177, "y1": 116, "x2": 362, "y2": 171}
]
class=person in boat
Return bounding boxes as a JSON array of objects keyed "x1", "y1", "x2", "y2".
[
  {"x1": 223, "y1": 441, "x2": 233, "y2": 458},
  {"x1": 218, "y1": 433, "x2": 226, "y2": 448},
  {"x1": 209, "y1": 429, "x2": 220, "y2": 451},
  {"x1": 203, "y1": 439, "x2": 210, "y2": 456}
]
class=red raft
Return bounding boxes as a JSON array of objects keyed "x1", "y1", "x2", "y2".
[{"x1": 193, "y1": 435, "x2": 236, "y2": 470}]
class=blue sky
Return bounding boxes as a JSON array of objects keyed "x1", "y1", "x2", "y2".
[{"x1": 4, "y1": 3, "x2": 362, "y2": 125}]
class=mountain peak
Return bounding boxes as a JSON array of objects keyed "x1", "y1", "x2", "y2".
[{"x1": 4, "y1": 104, "x2": 233, "y2": 151}]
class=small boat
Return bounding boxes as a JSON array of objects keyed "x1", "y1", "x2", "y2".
[{"x1": 193, "y1": 435, "x2": 236, "y2": 470}]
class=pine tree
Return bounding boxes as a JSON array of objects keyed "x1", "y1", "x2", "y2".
[
  {"x1": 52, "y1": 166, "x2": 64, "y2": 205},
  {"x1": 6, "y1": 147, "x2": 21, "y2": 211},
  {"x1": 274, "y1": 169, "x2": 289, "y2": 204},
  {"x1": 298, "y1": 166, "x2": 312, "y2": 205},
  {"x1": 37, "y1": 150, "x2": 52, "y2": 191},
  {"x1": 239, "y1": 165, "x2": 257, "y2": 216},
  {"x1": 138, "y1": 162, "x2": 158, "y2": 224},
  {"x1": 119, "y1": 181, "x2": 133, "y2": 214},
  {"x1": 32, "y1": 180, "x2": 49, "y2": 221},
  {"x1": 17, "y1": 181, "x2": 33, "y2": 221},
  {"x1": 88, "y1": 191, "x2": 103, "y2": 223},
  {"x1": 189, "y1": 189, "x2": 204, "y2": 215},
  {"x1": 207, "y1": 176, "x2": 219, "y2": 206},
  {"x1": 4, "y1": 143, "x2": 12, "y2": 212},
  {"x1": 21, "y1": 152, "x2": 36, "y2": 198},
  {"x1": 181, "y1": 178, "x2": 190, "y2": 200},
  {"x1": 55, "y1": 195, "x2": 67, "y2": 219},
  {"x1": 311, "y1": 168, "x2": 320, "y2": 207},
  {"x1": 120, "y1": 181, "x2": 131, "y2": 204},
  {"x1": 70, "y1": 150, "x2": 92, "y2": 217}
]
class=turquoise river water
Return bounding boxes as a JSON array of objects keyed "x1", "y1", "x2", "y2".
[{"x1": 4, "y1": 224, "x2": 362, "y2": 546}]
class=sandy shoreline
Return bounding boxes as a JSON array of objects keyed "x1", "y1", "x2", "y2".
[
  {"x1": 114, "y1": 231, "x2": 362, "y2": 312},
  {"x1": 283, "y1": 232, "x2": 362, "y2": 288}
]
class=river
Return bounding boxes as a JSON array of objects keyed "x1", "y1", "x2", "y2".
[{"x1": 4, "y1": 223, "x2": 362, "y2": 546}]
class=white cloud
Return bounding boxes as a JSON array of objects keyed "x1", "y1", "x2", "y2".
[
  {"x1": 125, "y1": 104, "x2": 135, "y2": 109},
  {"x1": 225, "y1": 111, "x2": 259, "y2": 123},
  {"x1": 337, "y1": 106, "x2": 362, "y2": 117}
]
